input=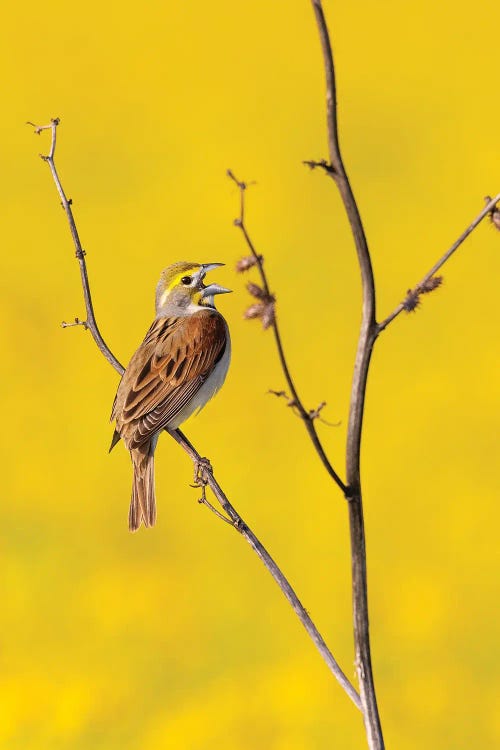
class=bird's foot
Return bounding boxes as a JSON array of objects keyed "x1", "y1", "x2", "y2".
[
  {"x1": 189, "y1": 457, "x2": 234, "y2": 526},
  {"x1": 192, "y1": 457, "x2": 213, "y2": 487}
]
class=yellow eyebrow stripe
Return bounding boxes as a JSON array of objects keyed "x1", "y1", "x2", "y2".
[
  {"x1": 167, "y1": 271, "x2": 192, "y2": 291},
  {"x1": 167, "y1": 271, "x2": 192, "y2": 292},
  {"x1": 159, "y1": 271, "x2": 200, "y2": 308}
]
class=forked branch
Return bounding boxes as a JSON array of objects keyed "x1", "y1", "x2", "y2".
[
  {"x1": 29, "y1": 118, "x2": 361, "y2": 710},
  {"x1": 310, "y1": 3, "x2": 499, "y2": 749}
]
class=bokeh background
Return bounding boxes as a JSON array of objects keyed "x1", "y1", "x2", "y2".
[{"x1": 1, "y1": 1, "x2": 499, "y2": 748}]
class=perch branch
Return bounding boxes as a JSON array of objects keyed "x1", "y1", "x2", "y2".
[
  {"x1": 30, "y1": 118, "x2": 361, "y2": 710},
  {"x1": 168, "y1": 428, "x2": 361, "y2": 706},
  {"x1": 228, "y1": 170, "x2": 347, "y2": 495},
  {"x1": 311, "y1": 2, "x2": 383, "y2": 748}
]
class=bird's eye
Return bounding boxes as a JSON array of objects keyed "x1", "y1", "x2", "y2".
[{"x1": 181, "y1": 276, "x2": 192, "y2": 286}]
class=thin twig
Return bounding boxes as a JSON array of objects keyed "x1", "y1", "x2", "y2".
[
  {"x1": 377, "y1": 193, "x2": 500, "y2": 332},
  {"x1": 168, "y1": 430, "x2": 361, "y2": 707},
  {"x1": 197, "y1": 494, "x2": 234, "y2": 525},
  {"x1": 311, "y1": 2, "x2": 383, "y2": 748},
  {"x1": 30, "y1": 118, "x2": 361, "y2": 710},
  {"x1": 61, "y1": 317, "x2": 88, "y2": 329},
  {"x1": 228, "y1": 170, "x2": 347, "y2": 495},
  {"x1": 29, "y1": 118, "x2": 123, "y2": 375}
]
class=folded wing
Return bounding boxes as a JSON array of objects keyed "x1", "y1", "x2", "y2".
[{"x1": 112, "y1": 310, "x2": 227, "y2": 449}]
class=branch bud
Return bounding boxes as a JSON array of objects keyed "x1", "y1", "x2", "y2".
[
  {"x1": 489, "y1": 202, "x2": 500, "y2": 230},
  {"x1": 244, "y1": 299, "x2": 275, "y2": 330},
  {"x1": 261, "y1": 301, "x2": 275, "y2": 329},
  {"x1": 247, "y1": 282, "x2": 267, "y2": 300},
  {"x1": 403, "y1": 276, "x2": 443, "y2": 312},
  {"x1": 419, "y1": 276, "x2": 443, "y2": 294},
  {"x1": 236, "y1": 255, "x2": 263, "y2": 273},
  {"x1": 244, "y1": 303, "x2": 265, "y2": 320}
]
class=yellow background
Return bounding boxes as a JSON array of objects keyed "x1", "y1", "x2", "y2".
[{"x1": 1, "y1": 1, "x2": 499, "y2": 748}]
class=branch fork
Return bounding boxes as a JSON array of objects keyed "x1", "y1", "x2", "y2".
[
  {"x1": 303, "y1": 158, "x2": 335, "y2": 174},
  {"x1": 61, "y1": 317, "x2": 88, "y2": 330},
  {"x1": 192, "y1": 460, "x2": 234, "y2": 527}
]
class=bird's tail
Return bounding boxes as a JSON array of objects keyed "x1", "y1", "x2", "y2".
[{"x1": 129, "y1": 442, "x2": 156, "y2": 532}]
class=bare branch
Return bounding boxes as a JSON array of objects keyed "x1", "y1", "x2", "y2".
[
  {"x1": 377, "y1": 193, "x2": 500, "y2": 332},
  {"x1": 228, "y1": 169, "x2": 347, "y2": 495},
  {"x1": 168, "y1": 429, "x2": 361, "y2": 708},
  {"x1": 30, "y1": 119, "x2": 360, "y2": 710},
  {"x1": 29, "y1": 118, "x2": 123, "y2": 375},
  {"x1": 311, "y1": 2, "x2": 383, "y2": 748},
  {"x1": 310, "y1": 4, "x2": 500, "y2": 748}
]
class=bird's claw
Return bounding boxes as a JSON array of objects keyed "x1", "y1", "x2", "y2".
[{"x1": 193, "y1": 457, "x2": 213, "y2": 487}]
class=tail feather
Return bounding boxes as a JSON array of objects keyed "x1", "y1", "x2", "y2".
[
  {"x1": 129, "y1": 444, "x2": 156, "y2": 532},
  {"x1": 109, "y1": 429, "x2": 121, "y2": 453}
]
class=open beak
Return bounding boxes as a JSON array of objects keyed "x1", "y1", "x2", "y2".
[
  {"x1": 201, "y1": 262, "x2": 225, "y2": 275},
  {"x1": 199, "y1": 263, "x2": 232, "y2": 298},
  {"x1": 200, "y1": 283, "x2": 232, "y2": 299}
]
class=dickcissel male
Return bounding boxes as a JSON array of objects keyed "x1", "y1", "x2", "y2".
[{"x1": 110, "y1": 262, "x2": 231, "y2": 531}]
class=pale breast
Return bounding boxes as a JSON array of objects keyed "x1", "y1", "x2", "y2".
[{"x1": 167, "y1": 320, "x2": 231, "y2": 430}]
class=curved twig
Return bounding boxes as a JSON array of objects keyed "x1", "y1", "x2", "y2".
[
  {"x1": 27, "y1": 119, "x2": 122, "y2": 374},
  {"x1": 30, "y1": 117, "x2": 361, "y2": 710},
  {"x1": 228, "y1": 170, "x2": 347, "y2": 494}
]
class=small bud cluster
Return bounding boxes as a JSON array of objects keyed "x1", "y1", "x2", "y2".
[
  {"x1": 235, "y1": 255, "x2": 263, "y2": 273},
  {"x1": 228, "y1": 168, "x2": 275, "y2": 330},
  {"x1": 484, "y1": 196, "x2": 500, "y2": 230},
  {"x1": 244, "y1": 282, "x2": 276, "y2": 329},
  {"x1": 268, "y1": 389, "x2": 298, "y2": 409},
  {"x1": 308, "y1": 401, "x2": 327, "y2": 420},
  {"x1": 403, "y1": 275, "x2": 443, "y2": 312},
  {"x1": 489, "y1": 204, "x2": 500, "y2": 230}
]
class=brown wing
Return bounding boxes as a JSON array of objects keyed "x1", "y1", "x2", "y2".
[{"x1": 112, "y1": 311, "x2": 227, "y2": 449}]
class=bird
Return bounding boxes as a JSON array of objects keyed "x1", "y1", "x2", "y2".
[{"x1": 110, "y1": 262, "x2": 231, "y2": 531}]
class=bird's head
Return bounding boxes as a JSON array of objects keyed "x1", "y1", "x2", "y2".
[{"x1": 155, "y1": 262, "x2": 231, "y2": 315}]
